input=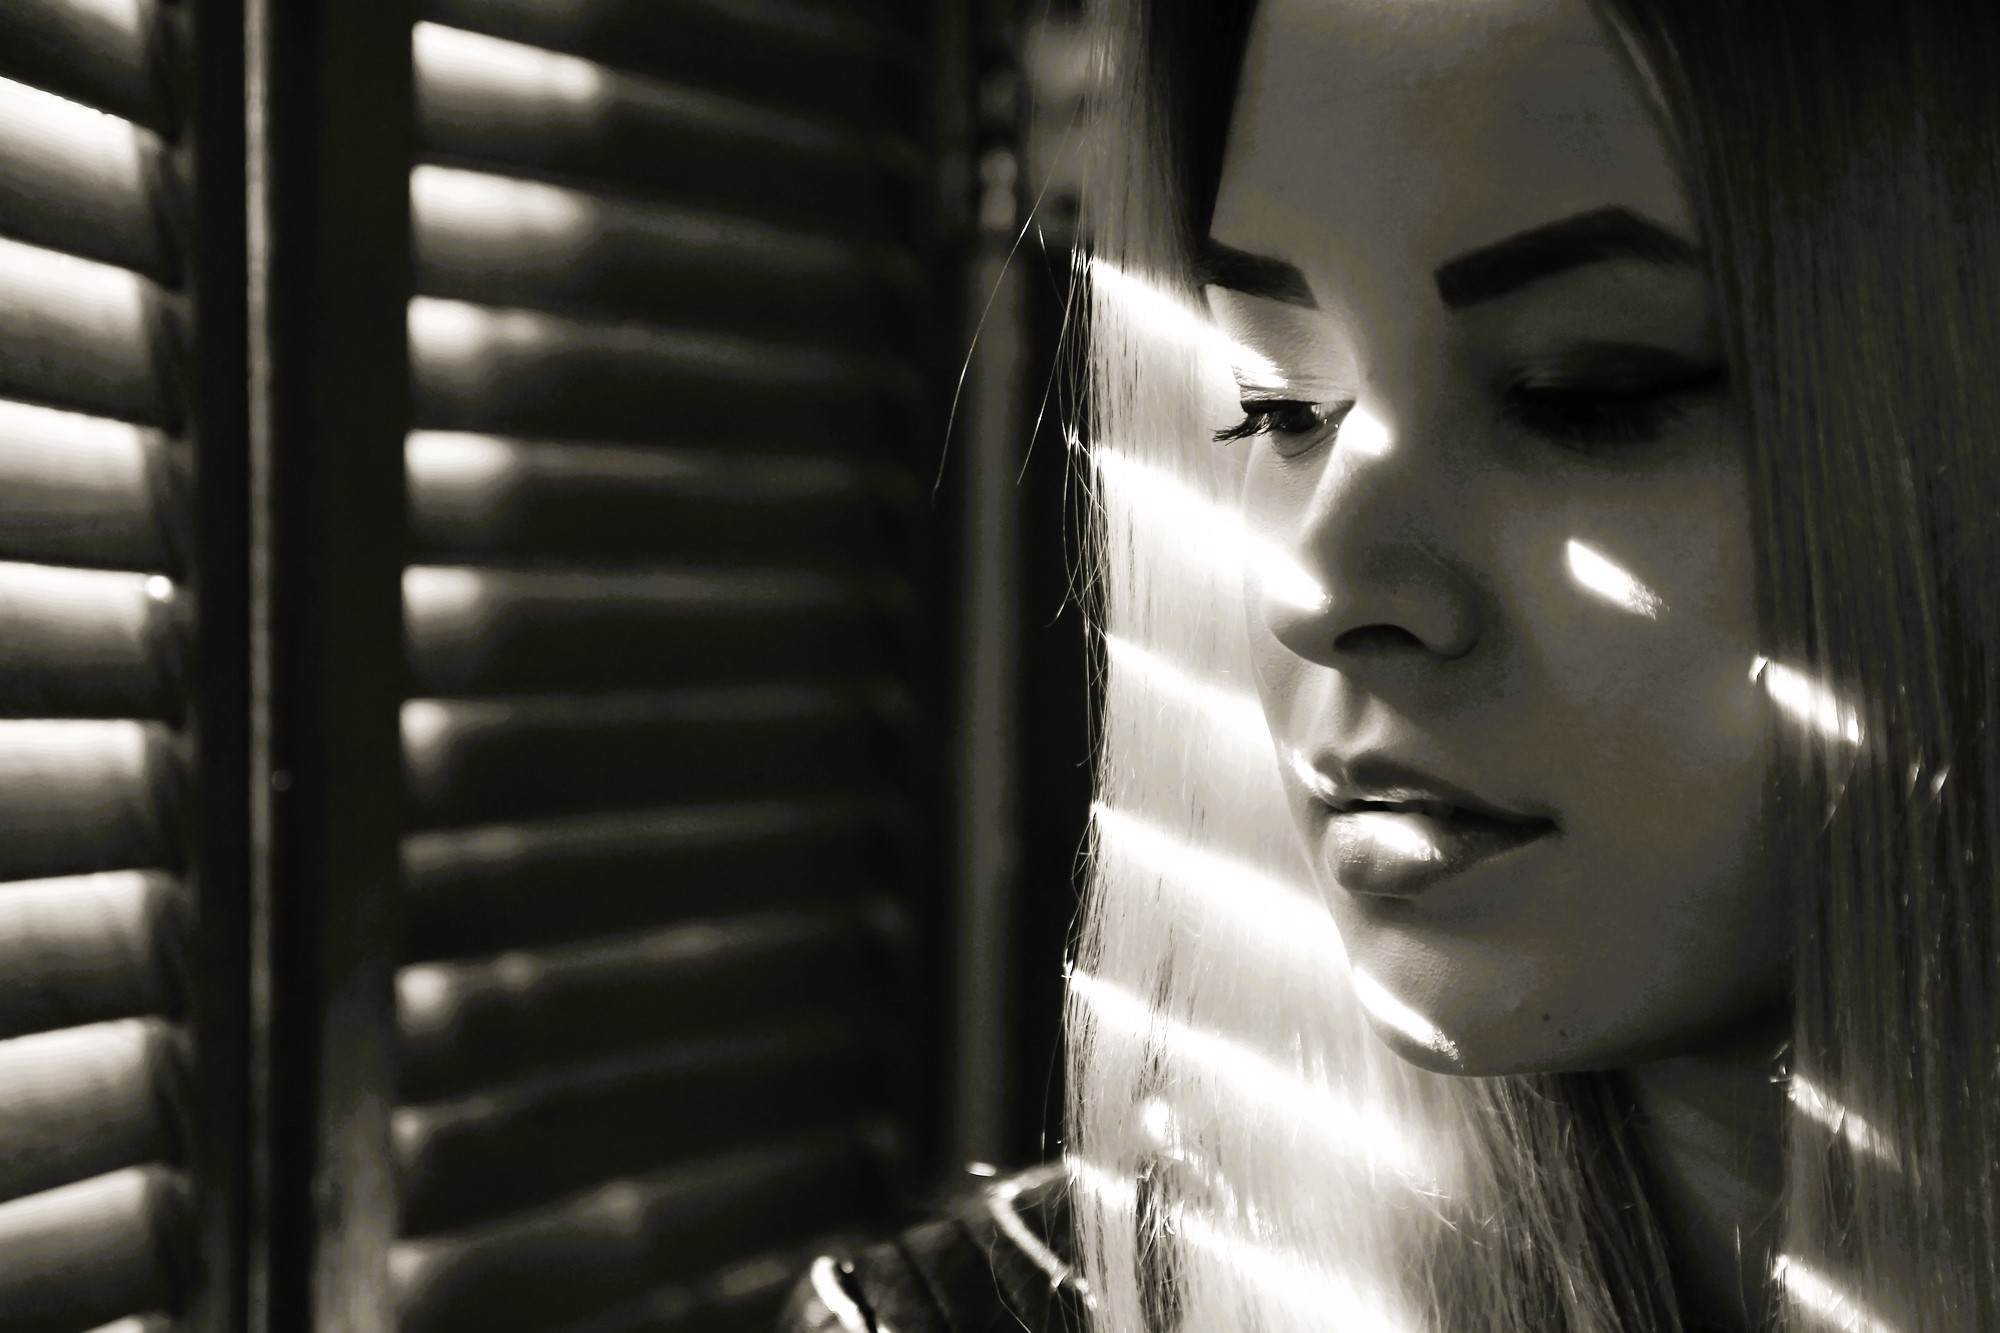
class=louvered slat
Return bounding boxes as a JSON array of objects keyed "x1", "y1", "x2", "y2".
[
  {"x1": 84, "y1": 1317, "x2": 174, "y2": 1333},
  {"x1": 0, "y1": 401, "x2": 176, "y2": 572},
  {"x1": 0, "y1": 77, "x2": 174, "y2": 283},
  {"x1": 395, "y1": 1026, "x2": 878, "y2": 1234},
  {"x1": 0, "y1": 238, "x2": 173, "y2": 428},
  {"x1": 396, "y1": 909, "x2": 884, "y2": 1100},
  {"x1": 412, "y1": 167, "x2": 917, "y2": 348},
  {"x1": 407, "y1": 432, "x2": 911, "y2": 562},
  {"x1": 401, "y1": 799, "x2": 897, "y2": 960},
  {"x1": 401, "y1": 688, "x2": 902, "y2": 829},
  {"x1": 0, "y1": 872, "x2": 184, "y2": 1040},
  {"x1": 0, "y1": 720, "x2": 179, "y2": 880},
  {"x1": 0, "y1": 1166, "x2": 192, "y2": 1333},
  {"x1": 544, "y1": 1249, "x2": 805, "y2": 1333},
  {"x1": 410, "y1": 296, "x2": 910, "y2": 445},
  {"x1": 405, "y1": 565, "x2": 899, "y2": 696},
  {"x1": 0, "y1": 1018, "x2": 185, "y2": 1205},
  {"x1": 392, "y1": 1133, "x2": 880, "y2": 1333},
  {"x1": 418, "y1": 0, "x2": 913, "y2": 128},
  {"x1": 0, "y1": 0, "x2": 166, "y2": 132},
  {"x1": 0, "y1": 562, "x2": 182, "y2": 718},
  {"x1": 414, "y1": 23, "x2": 911, "y2": 241}
]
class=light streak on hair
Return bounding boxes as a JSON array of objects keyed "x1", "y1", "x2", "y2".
[
  {"x1": 1089, "y1": 801, "x2": 1345, "y2": 962},
  {"x1": 1772, "y1": 1254, "x2": 1900, "y2": 1333},
  {"x1": 1173, "y1": 1207, "x2": 1415, "y2": 1333},
  {"x1": 1788, "y1": 1073, "x2": 1897, "y2": 1167},
  {"x1": 1350, "y1": 967, "x2": 1461, "y2": 1063},
  {"x1": 1750, "y1": 654, "x2": 1865, "y2": 745},
  {"x1": 1067, "y1": 1153, "x2": 1140, "y2": 1216},
  {"x1": 1090, "y1": 446, "x2": 1329, "y2": 610},
  {"x1": 1068, "y1": 969, "x2": 1431, "y2": 1185},
  {"x1": 1067, "y1": 1156, "x2": 1416, "y2": 1333},
  {"x1": 1565, "y1": 538, "x2": 1669, "y2": 618},
  {"x1": 1102, "y1": 632, "x2": 1270, "y2": 745},
  {"x1": 1089, "y1": 256, "x2": 1285, "y2": 389}
]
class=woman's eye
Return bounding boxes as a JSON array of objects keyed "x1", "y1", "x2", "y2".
[
  {"x1": 1500, "y1": 364, "x2": 1727, "y2": 449},
  {"x1": 1213, "y1": 398, "x2": 1354, "y2": 453}
]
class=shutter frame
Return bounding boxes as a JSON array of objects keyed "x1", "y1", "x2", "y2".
[{"x1": 246, "y1": 0, "x2": 417, "y2": 1329}]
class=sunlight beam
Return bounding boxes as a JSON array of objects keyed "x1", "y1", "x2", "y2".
[
  {"x1": 1751, "y1": 655, "x2": 1864, "y2": 746},
  {"x1": 1067, "y1": 1156, "x2": 1414, "y2": 1333},
  {"x1": 1090, "y1": 446, "x2": 1329, "y2": 611},
  {"x1": 1067, "y1": 968, "x2": 1427, "y2": 1184},
  {"x1": 1565, "y1": 538, "x2": 1667, "y2": 619},
  {"x1": 1102, "y1": 633, "x2": 1269, "y2": 748},
  {"x1": 1089, "y1": 802, "x2": 1343, "y2": 963},
  {"x1": 1090, "y1": 257, "x2": 1284, "y2": 389},
  {"x1": 1772, "y1": 1255, "x2": 1899, "y2": 1333},
  {"x1": 1349, "y1": 966, "x2": 1460, "y2": 1063},
  {"x1": 1788, "y1": 1074, "x2": 1897, "y2": 1167}
]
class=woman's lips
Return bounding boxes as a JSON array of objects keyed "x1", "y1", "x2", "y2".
[{"x1": 1320, "y1": 806, "x2": 1556, "y2": 899}]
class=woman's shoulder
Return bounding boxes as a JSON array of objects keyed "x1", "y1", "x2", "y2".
[{"x1": 774, "y1": 1162, "x2": 1087, "y2": 1333}]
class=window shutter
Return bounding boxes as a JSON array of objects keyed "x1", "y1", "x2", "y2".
[
  {"x1": 396, "y1": 4, "x2": 947, "y2": 1330},
  {"x1": 0, "y1": 2, "x2": 245, "y2": 1330}
]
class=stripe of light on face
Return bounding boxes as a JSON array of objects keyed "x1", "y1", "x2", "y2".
[
  {"x1": 1788, "y1": 1074, "x2": 1897, "y2": 1167},
  {"x1": 1089, "y1": 257, "x2": 1285, "y2": 390},
  {"x1": 1089, "y1": 802, "x2": 1344, "y2": 963},
  {"x1": 1091, "y1": 446, "x2": 1329, "y2": 612},
  {"x1": 1067, "y1": 969, "x2": 1428, "y2": 1184},
  {"x1": 1771, "y1": 1255, "x2": 1900, "y2": 1333},
  {"x1": 1067, "y1": 1156, "x2": 1415, "y2": 1333},
  {"x1": 1565, "y1": 538, "x2": 1668, "y2": 618},
  {"x1": 1102, "y1": 633, "x2": 1270, "y2": 748},
  {"x1": 1339, "y1": 402, "x2": 1394, "y2": 458},
  {"x1": 1348, "y1": 966, "x2": 1461, "y2": 1064},
  {"x1": 1749, "y1": 655, "x2": 1864, "y2": 745}
]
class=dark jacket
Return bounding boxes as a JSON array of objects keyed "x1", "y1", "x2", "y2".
[{"x1": 775, "y1": 1163, "x2": 1085, "y2": 1333}]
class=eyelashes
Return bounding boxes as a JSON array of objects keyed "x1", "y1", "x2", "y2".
[
  {"x1": 1213, "y1": 398, "x2": 1353, "y2": 448},
  {"x1": 1215, "y1": 360, "x2": 1728, "y2": 456}
]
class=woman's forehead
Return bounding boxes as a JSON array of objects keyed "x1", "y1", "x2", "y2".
[{"x1": 1211, "y1": 0, "x2": 1691, "y2": 301}]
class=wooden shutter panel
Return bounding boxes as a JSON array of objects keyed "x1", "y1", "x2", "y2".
[
  {"x1": 0, "y1": 1, "x2": 242, "y2": 1328},
  {"x1": 397, "y1": 4, "x2": 942, "y2": 1331}
]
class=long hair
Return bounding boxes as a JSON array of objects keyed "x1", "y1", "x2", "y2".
[{"x1": 1059, "y1": 2, "x2": 2000, "y2": 1330}]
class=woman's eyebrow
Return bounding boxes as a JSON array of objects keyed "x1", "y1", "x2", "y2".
[
  {"x1": 1194, "y1": 239, "x2": 1319, "y2": 308},
  {"x1": 1432, "y1": 205, "x2": 1704, "y2": 309}
]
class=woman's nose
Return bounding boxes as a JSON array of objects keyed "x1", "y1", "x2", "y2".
[{"x1": 1254, "y1": 400, "x2": 1485, "y2": 670}]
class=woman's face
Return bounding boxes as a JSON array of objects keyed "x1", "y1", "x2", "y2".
[{"x1": 1212, "y1": 0, "x2": 1787, "y2": 1075}]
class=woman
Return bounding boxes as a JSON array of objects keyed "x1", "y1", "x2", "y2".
[{"x1": 783, "y1": 0, "x2": 2000, "y2": 1329}]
